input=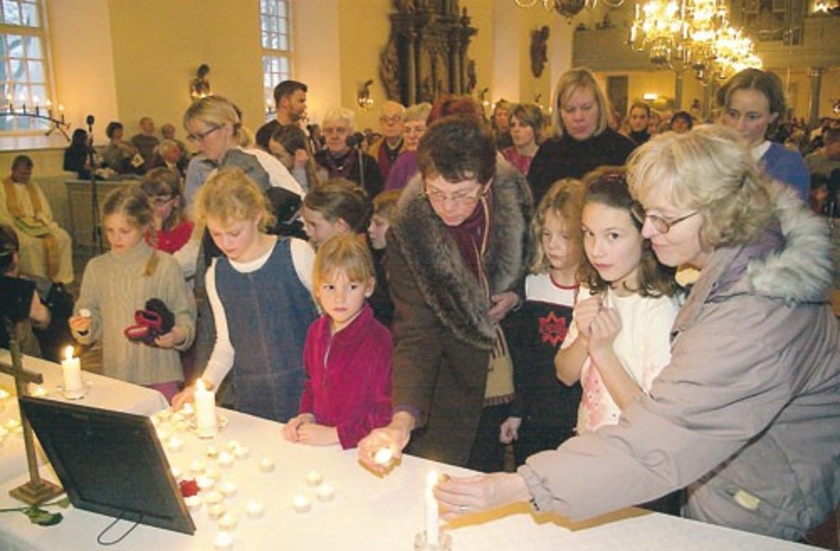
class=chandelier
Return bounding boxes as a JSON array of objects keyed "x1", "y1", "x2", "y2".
[
  {"x1": 513, "y1": 0, "x2": 625, "y2": 19},
  {"x1": 629, "y1": 0, "x2": 762, "y2": 81}
]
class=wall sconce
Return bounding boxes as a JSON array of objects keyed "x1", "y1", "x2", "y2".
[
  {"x1": 814, "y1": 0, "x2": 840, "y2": 14},
  {"x1": 190, "y1": 64, "x2": 212, "y2": 102},
  {"x1": 357, "y1": 79, "x2": 374, "y2": 111}
]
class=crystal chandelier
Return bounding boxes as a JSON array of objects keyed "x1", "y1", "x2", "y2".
[
  {"x1": 629, "y1": 0, "x2": 762, "y2": 81},
  {"x1": 513, "y1": 0, "x2": 625, "y2": 17}
]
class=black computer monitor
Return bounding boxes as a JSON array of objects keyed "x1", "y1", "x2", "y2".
[{"x1": 19, "y1": 396, "x2": 195, "y2": 535}]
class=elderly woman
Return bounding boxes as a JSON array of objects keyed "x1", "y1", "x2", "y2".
[
  {"x1": 434, "y1": 125, "x2": 839, "y2": 544},
  {"x1": 358, "y1": 116, "x2": 532, "y2": 472},
  {"x1": 314, "y1": 107, "x2": 383, "y2": 198},
  {"x1": 527, "y1": 68, "x2": 635, "y2": 204}
]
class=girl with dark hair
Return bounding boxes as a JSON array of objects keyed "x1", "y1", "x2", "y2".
[{"x1": 301, "y1": 179, "x2": 371, "y2": 249}]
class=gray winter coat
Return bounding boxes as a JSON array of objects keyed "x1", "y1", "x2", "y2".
[{"x1": 520, "y1": 186, "x2": 840, "y2": 541}]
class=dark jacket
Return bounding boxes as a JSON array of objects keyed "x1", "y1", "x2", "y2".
[{"x1": 386, "y1": 163, "x2": 532, "y2": 466}]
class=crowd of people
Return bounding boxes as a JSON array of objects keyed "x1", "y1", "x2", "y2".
[{"x1": 1, "y1": 67, "x2": 838, "y2": 546}]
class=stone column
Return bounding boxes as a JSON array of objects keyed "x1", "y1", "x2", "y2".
[{"x1": 808, "y1": 67, "x2": 826, "y2": 128}]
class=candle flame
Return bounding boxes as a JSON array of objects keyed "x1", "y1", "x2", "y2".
[
  {"x1": 196, "y1": 379, "x2": 206, "y2": 392},
  {"x1": 64, "y1": 345, "x2": 74, "y2": 361}
]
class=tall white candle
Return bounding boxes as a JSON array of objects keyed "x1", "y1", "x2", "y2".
[
  {"x1": 194, "y1": 380, "x2": 217, "y2": 438},
  {"x1": 425, "y1": 471, "x2": 440, "y2": 545},
  {"x1": 61, "y1": 346, "x2": 84, "y2": 398}
]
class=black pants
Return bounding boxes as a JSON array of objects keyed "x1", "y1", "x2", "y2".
[{"x1": 466, "y1": 403, "x2": 511, "y2": 473}]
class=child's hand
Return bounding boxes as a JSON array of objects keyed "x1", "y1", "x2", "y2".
[
  {"x1": 573, "y1": 296, "x2": 602, "y2": 337},
  {"x1": 499, "y1": 416, "x2": 522, "y2": 444},
  {"x1": 296, "y1": 423, "x2": 339, "y2": 447},
  {"x1": 587, "y1": 307, "x2": 621, "y2": 354},
  {"x1": 68, "y1": 314, "x2": 92, "y2": 333},
  {"x1": 282, "y1": 414, "x2": 315, "y2": 443},
  {"x1": 171, "y1": 384, "x2": 198, "y2": 410},
  {"x1": 155, "y1": 326, "x2": 186, "y2": 349}
]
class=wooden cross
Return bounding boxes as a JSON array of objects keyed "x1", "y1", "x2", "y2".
[{"x1": 0, "y1": 339, "x2": 64, "y2": 505}]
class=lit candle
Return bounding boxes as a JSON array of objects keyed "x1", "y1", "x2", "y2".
[
  {"x1": 58, "y1": 104, "x2": 65, "y2": 123},
  {"x1": 316, "y1": 483, "x2": 334, "y2": 502},
  {"x1": 0, "y1": 388, "x2": 10, "y2": 400},
  {"x1": 190, "y1": 459, "x2": 206, "y2": 474},
  {"x1": 245, "y1": 500, "x2": 264, "y2": 519},
  {"x1": 232, "y1": 445, "x2": 249, "y2": 460},
  {"x1": 218, "y1": 513, "x2": 237, "y2": 531},
  {"x1": 292, "y1": 495, "x2": 311, "y2": 513},
  {"x1": 213, "y1": 531, "x2": 234, "y2": 551},
  {"x1": 194, "y1": 380, "x2": 217, "y2": 438},
  {"x1": 20, "y1": 94, "x2": 27, "y2": 114},
  {"x1": 374, "y1": 447, "x2": 393, "y2": 466},
  {"x1": 219, "y1": 481, "x2": 237, "y2": 498},
  {"x1": 204, "y1": 467, "x2": 221, "y2": 480},
  {"x1": 207, "y1": 503, "x2": 226, "y2": 520},
  {"x1": 425, "y1": 471, "x2": 440, "y2": 546},
  {"x1": 196, "y1": 476, "x2": 215, "y2": 491},
  {"x1": 28, "y1": 384, "x2": 48, "y2": 397},
  {"x1": 6, "y1": 94, "x2": 12, "y2": 112},
  {"x1": 206, "y1": 445, "x2": 220, "y2": 459},
  {"x1": 305, "y1": 470, "x2": 323, "y2": 487},
  {"x1": 184, "y1": 495, "x2": 202, "y2": 512},
  {"x1": 60, "y1": 346, "x2": 85, "y2": 399},
  {"x1": 217, "y1": 452, "x2": 234, "y2": 468},
  {"x1": 259, "y1": 457, "x2": 275, "y2": 472},
  {"x1": 203, "y1": 491, "x2": 224, "y2": 506},
  {"x1": 33, "y1": 96, "x2": 39, "y2": 115},
  {"x1": 45, "y1": 99, "x2": 52, "y2": 118},
  {"x1": 167, "y1": 435, "x2": 183, "y2": 452}
]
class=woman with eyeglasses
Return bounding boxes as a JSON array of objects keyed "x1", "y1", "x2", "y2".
[
  {"x1": 433, "y1": 125, "x2": 839, "y2": 544},
  {"x1": 527, "y1": 68, "x2": 636, "y2": 205},
  {"x1": 183, "y1": 95, "x2": 303, "y2": 198},
  {"x1": 357, "y1": 116, "x2": 532, "y2": 472}
]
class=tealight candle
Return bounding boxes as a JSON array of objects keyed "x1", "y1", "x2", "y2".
[
  {"x1": 184, "y1": 495, "x2": 202, "y2": 512},
  {"x1": 208, "y1": 503, "x2": 226, "y2": 520},
  {"x1": 60, "y1": 346, "x2": 85, "y2": 399},
  {"x1": 233, "y1": 446, "x2": 250, "y2": 460},
  {"x1": 206, "y1": 445, "x2": 220, "y2": 459},
  {"x1": 305, "y1": 470, "x2": 323, "y2": 487},
  {"x1": 293, "y1": 495, "x2": 311, "y2": 513},
  {"x1": 203, "y1": 491, "x2": 224, "y2": 506},
  {"x1": 156, "y1": 428, "x2": 170, "y2": 441},
  {"x1": 226, "y1": 440, "x2": 241, "y2": 450},
  {"x1": 194, "y1": 380, "x2": 217, "y2": 438},
  {"x1": 213, "y1": 531, "x2": 234, "y2": 551},
  {"x1": 171, "y1": 466, "x2": 182, "y2": 481},
  {"x1": 0, "y1": 388, "x2": 10, "y2": 400},
  {"x1": 218, "y1": 452, "x2": 234, "y2": 468},
  {"x1": 29, "y1": 384, "x2": 48, "y2": 397},
  {"x1": 176, "y1": 420, "x2": 189, "y2": 432},
  {"x1": 219, "y1": 481, "x2": 237, "y2": 498},
  {"x1": 196, "y1": 476, "x2": 215, "y2": 491},
  {"x1": 374, "y1": 447, "x2": 393, "y2": 466},
  {"x1": 245, "y1": 500, "x2": 264, "y2": 519},
  {"x1": 167, "y1": 436, "x2": 183, "y2": 452},
  {"x1": 157, "y1": 408, "x2": 172, "y2": 421},
  {"x1": 259, "y1": 457, "x2": 275, "y2": 472},
  {"x1": 316, "y1": 483, "x2": 334, "y2": 502},
  {"x1": 204, "y1": 467, "x2": 221, "y2": 480},
  {"x1": 171, "y1": 412, "x2": 185, "y2": 424},
  {"x1": 6, "y1": 418, "x2": 21, "y2": 430},
  {"x1": 190, "y1": 459, "x2": 205, "y2": 474},
  {"x1": 218, "y1": 513, "x2": 238, "y2": 531},
  {"x1": 181, "y1": 403, "x2": 195, "y2": 416}
]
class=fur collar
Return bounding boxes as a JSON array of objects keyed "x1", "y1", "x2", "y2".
[
  {"x1": 746, "y1": 184, "x2": 834, "y2": 304},
  {"x1": 391, "y1": 163, "x2": 532, "y2": 348}
]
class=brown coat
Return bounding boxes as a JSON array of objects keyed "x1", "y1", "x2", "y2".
[{"x1": 386, "y1": 163, "x2": 532, "y2": 466}]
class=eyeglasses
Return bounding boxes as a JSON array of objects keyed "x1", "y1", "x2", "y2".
[
  {"x1": 423, "y1": 184, "x2": 486, "y2": 207},
  {"x1": 380, "y1": 115, "x2": 403, "y2": 124},
  {"x1": 186, "y1": 126, "x2": 220, "y2": 143},
  {"x1": 632, "y1": 209, "x2": 699, "y2": 234}
]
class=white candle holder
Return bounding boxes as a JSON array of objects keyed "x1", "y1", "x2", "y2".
[
  {"x1": 292, "y1": 495, "x2": 311, "y2": 513},
  {"x1": 213, "y1": 531, "x2": 234, "y2": 551},
  {"x1": 414, "y1": 530, "x2": 452, "y2": 551},
  {"x1": 245, "y1": 500, "x2": 264, "y2": 519}
]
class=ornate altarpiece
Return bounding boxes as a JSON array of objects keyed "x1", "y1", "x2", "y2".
[{"x1": 380, "y1": 1, "x2": 478, "y2": 105}]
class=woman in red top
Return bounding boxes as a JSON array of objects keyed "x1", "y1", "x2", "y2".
[{"x1": 141, "y1": 167, "x2": 194, "y2": 254}]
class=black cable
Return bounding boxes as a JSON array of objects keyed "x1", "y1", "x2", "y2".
[{"x1": 96, "y1": 511, "x2": 143, "y2": 546}]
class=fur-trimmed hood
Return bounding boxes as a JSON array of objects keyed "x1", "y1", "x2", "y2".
[
  {"x1": 390, "y1": 163, "x2": 533, "y2": 348},
  {"x1": 703, "y1": 184, "x2": 834, "y2": 306}
]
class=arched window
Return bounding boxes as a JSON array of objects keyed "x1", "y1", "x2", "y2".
[{"x1": 1, "y1": 0, "x2": 54, "y2": 133}]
